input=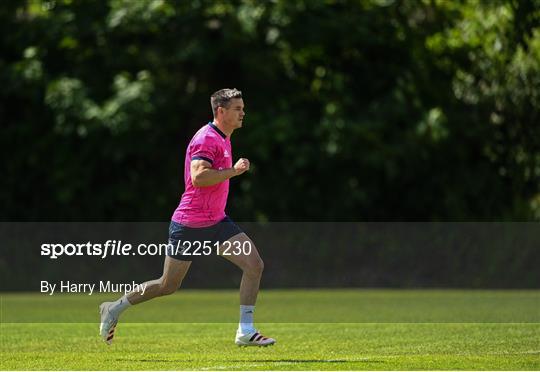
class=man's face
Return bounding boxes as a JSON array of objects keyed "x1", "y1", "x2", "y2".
[{"x1": 220, "y1": 98, "x2": 245, "y2": 129}]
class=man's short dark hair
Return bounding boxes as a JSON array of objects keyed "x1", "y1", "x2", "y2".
[{"x1": 211, "y1": 88, "x2": 242, "y2": 115}]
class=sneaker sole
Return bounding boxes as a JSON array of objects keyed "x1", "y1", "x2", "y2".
[
  {"x1": 237, "y1": 343, "x2": 275, "y2": 347},
  {"x1": 235, "y1": 340, "x2": 276, "y2": 347}
]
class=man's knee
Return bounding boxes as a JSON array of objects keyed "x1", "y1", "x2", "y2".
[
  {"x1": 159, "y1": 277, "x2": 179, "y2": 296},
  {"x1": 245, "y1": 257, "x2": 264, "y2": 277}
]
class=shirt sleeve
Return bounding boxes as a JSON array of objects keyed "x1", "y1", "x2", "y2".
[{"x1": 190, "y1": 137, "x2": 216, "y2": 165}]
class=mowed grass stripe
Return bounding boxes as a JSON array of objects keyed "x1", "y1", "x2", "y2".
[{"x1": 2, "y1": 289, "x2": 539, "y2": 323}]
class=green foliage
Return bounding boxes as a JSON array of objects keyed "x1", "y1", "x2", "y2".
[{"x1": 1, "y1": 0, "x2": 539, "y2": 221}]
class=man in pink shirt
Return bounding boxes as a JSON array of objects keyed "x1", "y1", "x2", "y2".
[{"x1": 99, "y1": 89, "x2": 275, "y2": 347}]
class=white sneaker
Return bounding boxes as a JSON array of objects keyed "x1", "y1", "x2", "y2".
[
  {"x1": 99, "y1": 302, "x2": 118, "y2": 345},
  {"x1": 235, "y1": 330, "x2": 276, "y2": 346}
]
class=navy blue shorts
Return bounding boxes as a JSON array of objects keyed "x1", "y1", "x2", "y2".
[{"x1": 166, "y1": 216, "x2": 243, "y2": 261}]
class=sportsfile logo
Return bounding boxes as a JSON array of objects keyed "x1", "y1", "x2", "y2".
[
  {"x1": 41, "y1": 240, "x2": 138, "y2": 259},
  {"x1": 40, "y1": 240, "x2": 252, "y2": 259}
]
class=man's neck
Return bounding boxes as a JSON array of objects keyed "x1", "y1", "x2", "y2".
[{"x1": 212, "y1": 119, "x2": 233, "y2": 137}]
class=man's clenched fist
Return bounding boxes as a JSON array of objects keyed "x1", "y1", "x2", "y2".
[{"x1": 233, "y1": 158, "x2": 250, "y2": 175}]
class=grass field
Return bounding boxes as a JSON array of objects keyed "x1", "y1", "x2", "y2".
[{"x1": 1, "y1": 289, "x2": 539, "y2": 370}]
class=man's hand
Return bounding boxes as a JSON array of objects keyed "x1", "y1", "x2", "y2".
[
  {"x1": 234, "y1": 158, "x2": 250, "y2": 175},
  {"x1": 191, "y1": 157, "x2": 250, "y2": 187}
]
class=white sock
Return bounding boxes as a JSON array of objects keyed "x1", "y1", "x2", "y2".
[
  {"x1": 109, "y1": 295, "x2": 132, "y2": 317},
  {"x1": 238, "y1": 305, "x2": 256, "y2": 334}
]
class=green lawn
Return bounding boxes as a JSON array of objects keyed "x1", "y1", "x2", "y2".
[{"x1": 1, "y1": 289, "x2": 539, "y2": 370}]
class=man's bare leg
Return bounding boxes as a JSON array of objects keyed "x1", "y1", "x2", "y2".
[
  {"x1": 127, "y1": 256, "x2": 191, "y2": 304},
  {"x1": 220, "y1": 233, "x2": 264, "y2": 305},
  {"x1": 99, "y1": 256, "x2": 191, "y2": 344},
  {"x1": 220, "y1": 233, "x2": 274, "y2": 346}
]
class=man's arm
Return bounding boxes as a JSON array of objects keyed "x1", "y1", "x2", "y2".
[{"x1": 191, "y1": 158, "x2": 250, "y2": 187}]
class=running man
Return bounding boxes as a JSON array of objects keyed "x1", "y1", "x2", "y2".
[{"x1": 99, "y1": 88, "x2": 275, "y2": 347}]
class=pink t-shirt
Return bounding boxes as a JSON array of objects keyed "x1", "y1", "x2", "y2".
[{"x1": 172, "y1": 123, "x2": 232, "y2": 227}]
